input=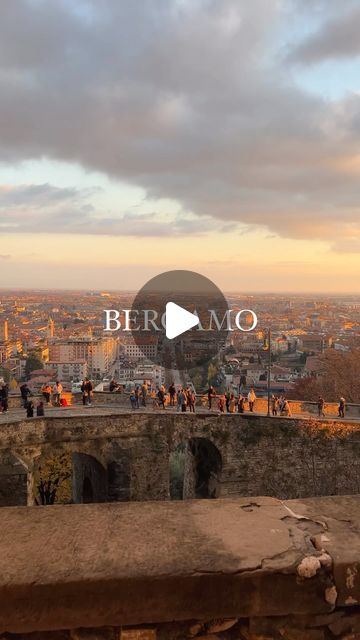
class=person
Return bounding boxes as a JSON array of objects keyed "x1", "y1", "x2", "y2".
[
  {"x1": 52, "y1": 381, "x2": 63, "y2": 407},
  {"x1": 229, "y1": 392, "x2": 236, "y2": 413},
  {"x1": 237, "y1": 394, "x2": 245, "y2": 413},
  {"x1": 134, "y1": 385, "x2": 140, "y2": 409},
  {"x1": 247, "y1": 388, "x2": 256, "y2": 412},
  {"x1": 168, "y1": 382, "x2": 176, "y2": 406},
  {"x1": 20, "y1": 383, "x2": 31, "y2": 408},
  {"x1": 225, "y1": 389, "x2": 231, "y2": 413},
  {"x1": 109, "y1": 379, "x2": 118, "y2": 393},
  {"x1": 42, "y1": 383, "x2": 52, "y2": 405},
  {"x1": 26, "y1": 400, "x2": 34, "y2": 418},
  {"x1": 141, "y1": 381, "x2": 148, "y2": 407},
  {"x1": 217, "y1": 395, "x2": 225, "y2": 413},
  {"x1": 180, "y1": 388, "x2": 187, "y2": 412},
  {"x1": 36, "y1": 401, "x2": 45, "y2": 417},
  {"x1": 81, "y1": 378, "x2": 93, "y2": 406},
  {"x1": 0, "y1": 384, "x2": 9, "y2": 413},
  {"x1": 176, "y1": 387, "x2": 182, "y2": 412},
  {"x1": 129, "y1": 389, "x2": 137, "y2": 409},
  {"x1": 157, "y1": 386, "x2": 166, "y2": 409},
  {"x1": 151, "y1": 388, "x2": 158, "y2": 410},
  {"x1": 317, "y1": 396, "x2": 325, "y2": 418},
  {"x1": 271, "y1": 395, "x2": 279, "y2": 417},
  {"x1": 207, "y1": 385, "x2": 216, "y2": 410},
  {"x1": 283, "y1": 399, "x2": 292, "y2": 417},
  {"x1": 187, "y1": 387, "x2": 195, "y2": 413},
  {"x1": 338, "y1": 396, "x2": 346, "y2": 418}
]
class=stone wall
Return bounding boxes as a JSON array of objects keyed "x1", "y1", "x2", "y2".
[
  {"x1": 0, "y1": 413, "x2": 360, "y2": 507},
  {"x1": 0, "y1": 496, "x2": 360, "y2": 638},
  {"x1": 7, "y1": 391, "x2": 360, "y2": 418}
]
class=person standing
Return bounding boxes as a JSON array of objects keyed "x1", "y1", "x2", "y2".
[
  {"x1": 0, "y1": 384, "x2": 9, "y2": 413},
  {"x1": 229, "y1": 392, "x2": 236, "y2": 413},
  {"x1": 217, "y1": 395, "x2": 225, "y2": 413},
  {"x1": 176, "y1": 387, "x2": 182, "y2": 412},
  {"x1": 338, "y1": 396, "x2": 346, "y2": 418},
  {"x1": 168, "y1": 382, "x2": 176, "y2": 406},
  {"x1": 271, "y1": 395, "x2": 279, "y2": 417},
  {"x1": 26, "y1": 400, "x2": 34, "y2": 418},
  {"x1": 317, "y1": 396, "x2": 325, "y2": 417},
  {"x1": 237, "y1": 394, "x2": 245, "y2": 413},
  {"x1": 181, "y1": 388, "x2": 187, "y2": 412},
  {"x1": 52, "y1": 381, "x2": 63, "y2": 407},
  {"x1": 225, "y1": 389, "x2": 231, "y2": 413},
  {"x1": 82, "y1": 378, "x2": 93, "y2": 406},
  {"x1": 187, "y1": 387, "x2": 195, "y2": 413},
  {"x1": 36, "y1": 401, "x2": 45, "y2": 416},
  {"x1": 207, "y1": 385, "x2": 216, "y2": 410},
  {"x1": 247, "y1": 388, "x2": 256, "y2": 412},
  {"x1": 141, "y1": 381, "x2": 148, "y2": 407},
  {"x1": 157, "y1": 386, "x2": 166, "y2": 409},
  {"x1": 20, "y1": 383, "x2": 31, "y2": 408}
]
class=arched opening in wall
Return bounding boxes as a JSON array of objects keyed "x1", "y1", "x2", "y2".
[
  {"x1": 72, "y1": 453, "x2": 107, "y2": 504},
  {"x1": 170, "y1": 438, "x2": 222, "y2": 500},
  {"x1": 0, "y1": 453, "x2": 29, "y2": 507},
  {"x1": 33, "y1": 451, "x2": 72, "y2": 505}
]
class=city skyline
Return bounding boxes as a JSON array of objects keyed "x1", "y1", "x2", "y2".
[{"x1": 1, "y1": 1, "x2": 360, "y2": 291}]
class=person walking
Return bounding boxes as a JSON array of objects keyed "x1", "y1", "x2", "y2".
[
  {"x1": 217, "y1": 395, "x2": 225, "y2": 413},
  {"x1": 129, "y1": 389, "x2": 137, "y2": 409},
  {"x1": 317, "y1": 396, "x2": 325, "y2": 418},
  {"x1": 338, "y1": 396, "x2": 346, "y2": 418},
  {"x1": 52, "y1": 381, "x2": 63, "y2": 407},
  {"x1": 42, "y1": 383, "x2": 52, "y2": 405},
  {"x1": 247, "y1": 388, "x2": 256, "y2": 412},
  {"x1": 283, "y1": 398, "x2": 292, "y2": 417},
  {"x1": 82, "y1": 378, "x2": 93, "y2": 406},
  {"x1": 180, "y1": 388, "x2": 187, "y2": 412}
]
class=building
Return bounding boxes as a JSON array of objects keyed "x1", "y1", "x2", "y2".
[
  {"x1": 0, "y1": 320, "x2": 8, "y2": 342},
  {"x1": 123, "y1": 337, "x2": 158, "y2": 362},
  {"x1": 47, "y1": 361, "x2": 88, "y2": 383},
  {"x1": 49, "y1": 337, "x2": 117, "y2": 378}
]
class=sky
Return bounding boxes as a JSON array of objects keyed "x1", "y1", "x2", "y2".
[{"x1": 1, "y1": 0, "x2": 360, "y2": 293}]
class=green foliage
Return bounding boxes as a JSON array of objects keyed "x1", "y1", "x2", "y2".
[{"x1": 25, "y1": 353, "x2": 44, "y2": 378}]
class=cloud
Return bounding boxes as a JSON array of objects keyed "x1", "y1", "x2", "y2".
[
  {"x1": 287, "y1": 4, "x2": 360, "y2": 64},
  {"x1": 0, "y1": 183, "x2": 233, "y2": 237},
  {"x1": 0, "y1": 1, "x2": 360, "y2": 248}
]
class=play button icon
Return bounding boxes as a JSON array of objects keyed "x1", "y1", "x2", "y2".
[
  {"x1": 131, "y1": 269, "x2": 229, "y2": 371},
  {"x1": 165, "y1": 302, "x2": 199, "y2": 339}
]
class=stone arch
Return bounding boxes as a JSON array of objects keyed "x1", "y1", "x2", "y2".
[
  {"x1": 32, "y1": 450, "x2": 107, "y2": 505},
  {"x1": 170, "y1": 438, "x2": 222, "y2": 500},
  {"x1": 0, "y1": 451, "x2": 29, "y2": 507},
  {"x1": 72, "y1": 452, "x2": 107, "y2": 504}
]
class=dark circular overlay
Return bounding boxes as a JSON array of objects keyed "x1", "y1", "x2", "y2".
[{"x1": 131, "y1": 269, "x2": 229, "y2": 371}]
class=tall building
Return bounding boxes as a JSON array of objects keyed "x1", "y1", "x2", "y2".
[
  {"x1": 0, "y1": 320, "x2": 8, "y2": 342},
  {"x1": 47, "y1": 317, "x2": 55, "y2": 339}
]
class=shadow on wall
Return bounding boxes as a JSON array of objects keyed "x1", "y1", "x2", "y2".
[
  {"x1": 32, "y1": 452, "x2": 130, "y2": 505},
  {"x1": 170, "y1": 437, "x2": 222, "y2": 500}
]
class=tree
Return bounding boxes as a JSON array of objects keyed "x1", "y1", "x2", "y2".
[
  {"x1": 25, "y1": 353, "x2": 44, "y2": 378},
  {"x1": 289, "y1": 350, "x2": 360, "y2": 403}
]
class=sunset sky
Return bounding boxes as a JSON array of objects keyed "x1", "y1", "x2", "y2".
[{"x1": 1, "y1": 0, "x2": 360, "y2": 292}]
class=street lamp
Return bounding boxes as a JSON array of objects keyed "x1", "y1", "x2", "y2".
[{"x1": 263, "y1": 327, "x2": 272, "y2": 417}]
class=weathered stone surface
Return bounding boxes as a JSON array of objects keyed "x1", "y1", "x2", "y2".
[
  {"x1": 1, "y1": 412, "x2": 360, "y2": 506},
  {"x1": 0, "y1": 497, "x2": 336, "y2": 633}
]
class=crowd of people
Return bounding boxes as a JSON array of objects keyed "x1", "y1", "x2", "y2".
[{"x1": 0, "y1": 376, "x2": 349, "y2": 421}]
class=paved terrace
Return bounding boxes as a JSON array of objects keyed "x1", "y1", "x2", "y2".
[
  {"x1": 0, "y1": 495, "x2": 360, "y2": 638},
  {"x1": 1, "y1": 391, "x2": 360, "y2": 424}
]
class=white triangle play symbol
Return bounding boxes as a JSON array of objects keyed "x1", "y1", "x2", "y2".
[{"x1": 165, "y1": 301, "x2": 199, "y2": 340}]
